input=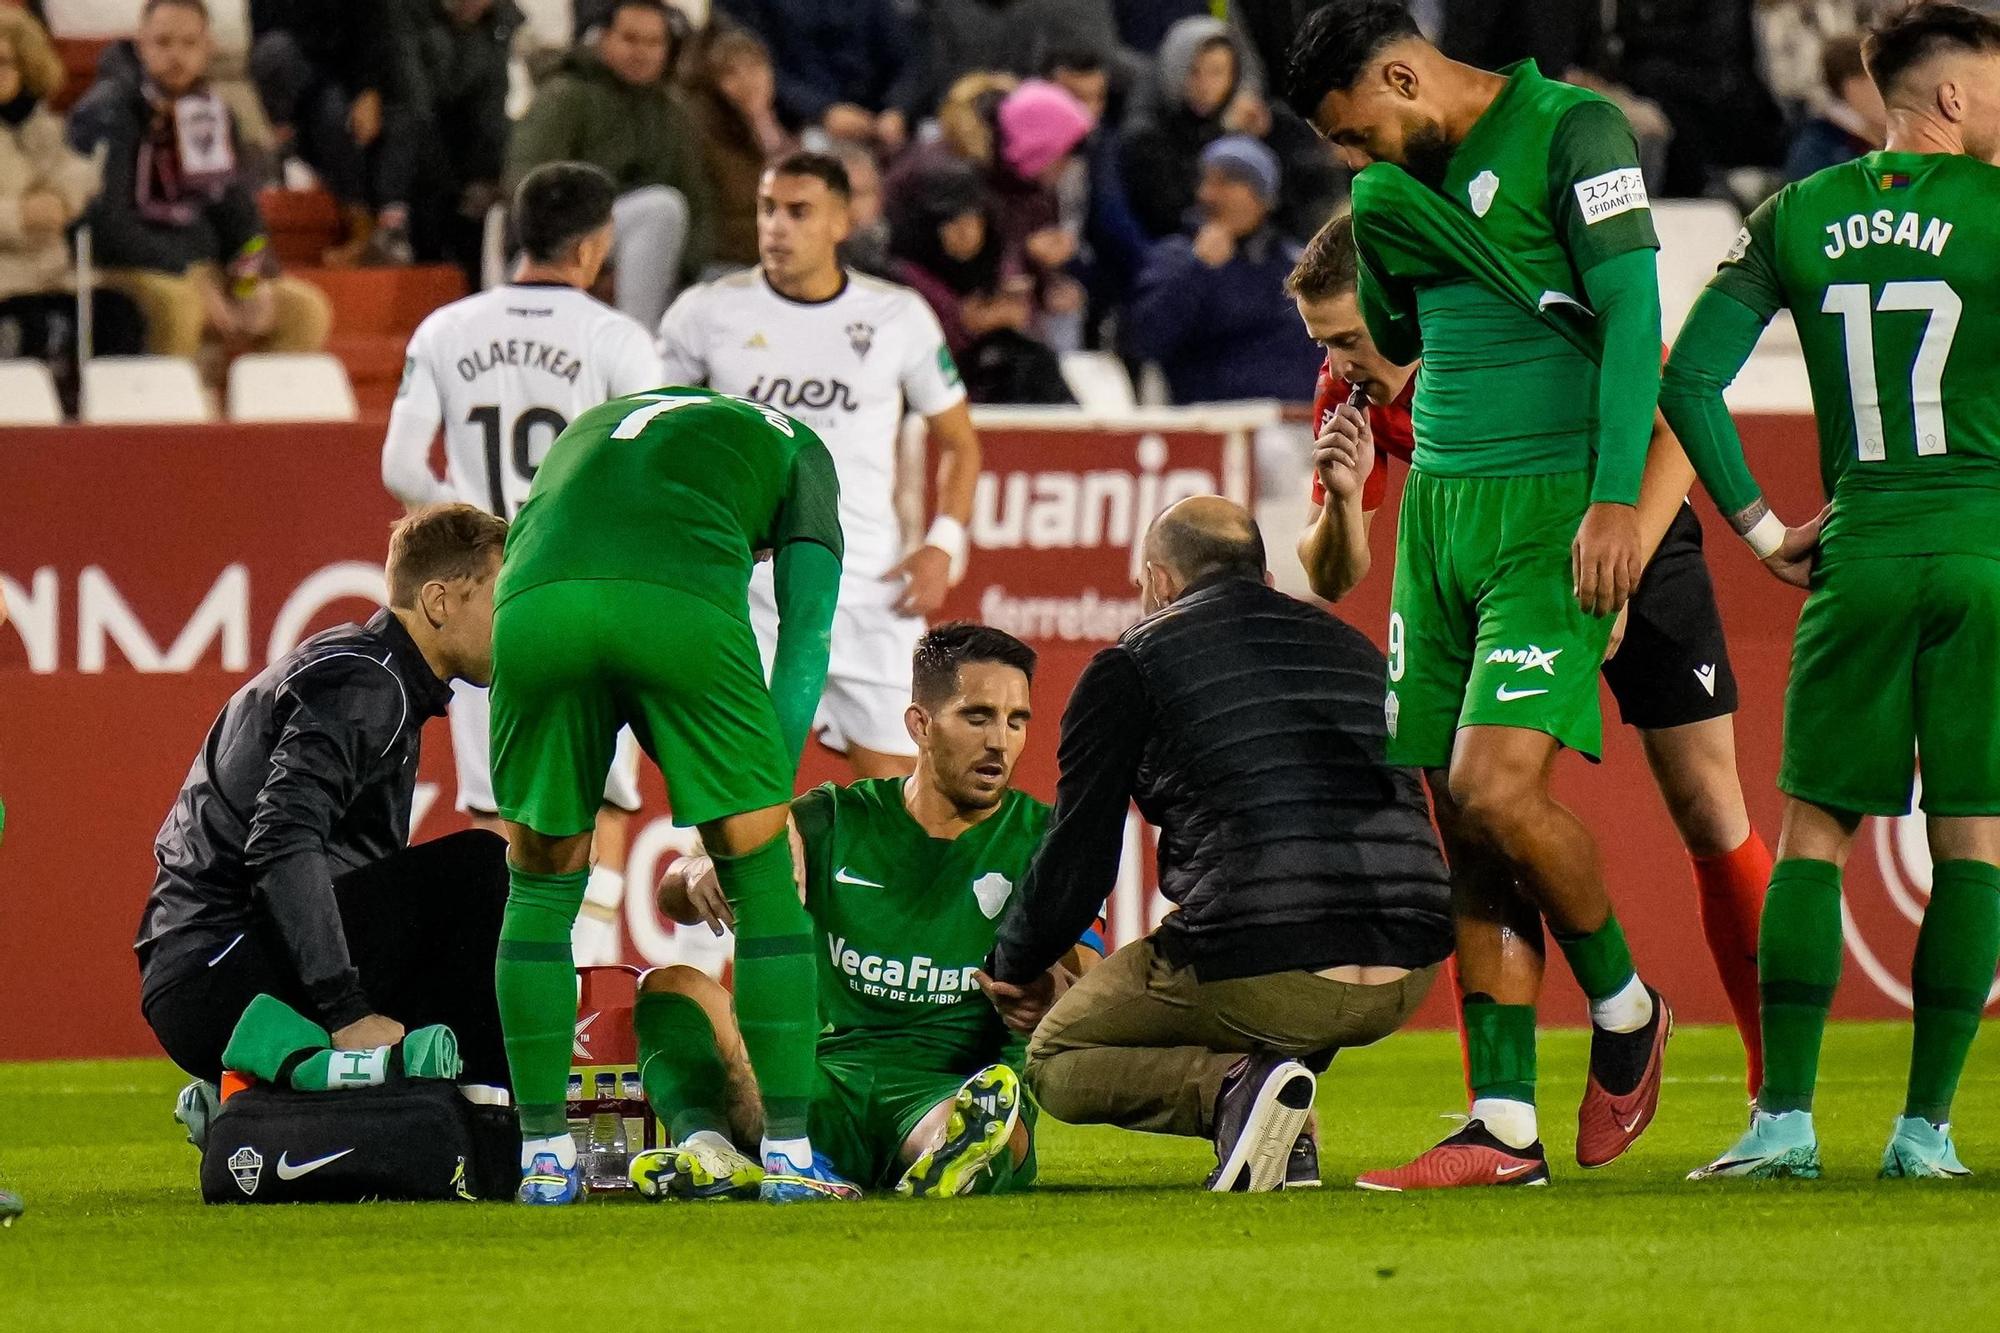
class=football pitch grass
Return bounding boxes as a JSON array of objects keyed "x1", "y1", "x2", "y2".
[{"x1": 4, "y1": 1022, "x2": 1997, "y2": 1331}]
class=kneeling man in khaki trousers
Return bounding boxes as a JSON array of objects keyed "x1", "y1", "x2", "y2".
[{"x1": 976, "y1": 497, "x2": 1453, "y2": 1191}]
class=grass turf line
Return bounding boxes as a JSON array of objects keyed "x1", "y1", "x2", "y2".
[{"x1": 2, "y1": 1022, "x2": 1997, "y2": 1331}]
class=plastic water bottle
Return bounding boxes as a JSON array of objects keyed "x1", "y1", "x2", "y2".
[{"x1": 583, "y1": 1072, "x2": 629, "y2": 1191}]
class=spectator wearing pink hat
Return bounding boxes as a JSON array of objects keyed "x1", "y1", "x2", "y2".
[{"x1": 989, "y1": 78, "x2": 1093, "y2": 352}]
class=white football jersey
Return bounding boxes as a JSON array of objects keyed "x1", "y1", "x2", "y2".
[
  {"x1": 382, "y1": 283, "x2": 664, "y2": 516},
  {"x1": 657, "y1": 267, "x2": 966, "y2": 585}
]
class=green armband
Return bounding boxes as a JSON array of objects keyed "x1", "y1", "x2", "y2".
[{"x1": 769, "y1": 540, "x2": 841, "y2": 768}]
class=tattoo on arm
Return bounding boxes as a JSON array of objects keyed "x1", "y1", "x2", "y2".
[{"x1": 1728, "y1": 497, "x2": 1769, "y2": 537}]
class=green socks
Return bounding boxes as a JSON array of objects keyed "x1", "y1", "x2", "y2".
[
  {"x1": 1757, "y1": 858, "x2": 1844, "y2": 1115},
  {"x1": 716, "y1": 832, "x2": 819, "y2": 1142},
  {"x1": 1906, "y1": 860, "x2": 2000, "y2": 1124},
  {"x1": 634, "y1": 990, "x2": 733, "y2": 1143},
  {"x1": 1553, "y1": 913, "x2": 1638, "y2": 1004},
  {"x1": 1463, "y1": 995, "x2": 1537, "y2": 1105},
  {"x1": 496, "y1": 864, "x2": 587, "y2": 1139}
]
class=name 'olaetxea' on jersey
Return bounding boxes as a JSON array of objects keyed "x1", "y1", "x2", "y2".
[{"x1": 381, "y1": 282, "x2": 665, "y2": 518}]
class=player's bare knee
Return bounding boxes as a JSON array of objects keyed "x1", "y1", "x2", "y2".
[
  {"x1": 640, "y1": 963, "x2": 722, "y2": 1001},
  {"x1": 1446, "y1": 763, "x2": 1542, "y2": 841},
  {"x1": 703, "y1": 804, "x2": 790, "y2": 857},
  {"x1": 1927, "y1": 816, "x2": 2000, "y2": 866},
  {"x1": 505, "y1": 823, "x2": 593, "y2": 876}
]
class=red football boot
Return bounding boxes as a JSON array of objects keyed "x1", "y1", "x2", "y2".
[
  {"x1": 1354, "y1": 1121, "x2": 1551, "y2": 1191},
  {"x1": 1576, "y1": 986, "x2": 1672, "y2": 1168}
]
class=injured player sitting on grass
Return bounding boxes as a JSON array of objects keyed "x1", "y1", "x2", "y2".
[{"x1": 633, "y1": 623, "x2": 1100, "y2": 1199}]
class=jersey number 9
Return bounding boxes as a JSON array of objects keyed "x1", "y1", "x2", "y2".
[{"x1": 468, "y1": 404, "x2": 568, "y2": 515}]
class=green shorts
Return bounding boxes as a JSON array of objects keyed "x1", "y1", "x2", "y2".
[
  {"x1": 1783, "y1": 553, "x2": 2000, "y2": 817},
  {"x1": 490, "y1": 579, "x2": 792, "y2": 835},
  {"x1": 810, "y1": 1054, "x2": 1037, "y2": 1193},
  {"x1": 1386, "y1": 468, "x2": 1615, "y2": 768}
]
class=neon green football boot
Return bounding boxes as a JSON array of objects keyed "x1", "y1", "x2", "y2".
[
  {"x1": 896, "y1": 1064, "x2": 1022, "y2": 1199},
  {"x1": 1879, "y1": 1115, "x2": 1971, "y2": 1180},
  {"x1": 1688, "y1": 1109, "x2": 1822, "y2": 1180},
  {"x1": 630, "y1": 1131, "x2": 765, "y2": 1202},
  {"x1": 0, "y1": 1186, "x2": 21, "y2": 1228}
]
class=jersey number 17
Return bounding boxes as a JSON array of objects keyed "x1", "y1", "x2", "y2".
[{"x1": 1821, "y1": 279, "x2": 1961, "y2": 461}]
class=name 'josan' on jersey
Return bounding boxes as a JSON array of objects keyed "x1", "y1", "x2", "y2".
[
  {"x1": 383, "y1": 283, "x2": 664, "y2": 517},
  {"x1": 1710, "y1": 150, "x2": 2000, "y2": 561},
  {"x1": 657, "y1": 268, "x2": 966, "y2": 594}
]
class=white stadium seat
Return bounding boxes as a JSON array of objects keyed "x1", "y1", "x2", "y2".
[
  {"x1": 0, "y1": 360, "x2": 65, "y2": 425},
  {"x1": 81, "y1": 356, "x2": 212, "y2": 424},
  {"x1": 226, "y1": 353, "x2": 359, "y2": 423},
  {"x1": 1060, "y1": 351, "x2": 1137, "y2": 414},
  {"x1": 42, "y1": 0, "x2": 144, "y2": 37},
  {"x1": 1652, "y1": 199, "x2": 1745, "y2": 341}
]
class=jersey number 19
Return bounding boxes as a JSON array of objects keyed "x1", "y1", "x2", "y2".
[
  {"x1": 1821, "y1": 280, "x2": 1962, "y2": 462},
  {"x1": 468, "y1": 404, "x2": 569, "y2": 515}
]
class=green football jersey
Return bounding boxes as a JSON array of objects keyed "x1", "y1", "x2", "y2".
[
  {"x1": 1354, "y1": 61, "x2": 1657, "y2": 478},
  {"x1": 496, "y1": 386, "x2": 842, "y2": 613},
  {"x1": 1709, "y1": 151, "x2": 2000, "y2": 561},
  {"x1": 794, "y1": 779, "x2": 1050, "y2": 1072}
]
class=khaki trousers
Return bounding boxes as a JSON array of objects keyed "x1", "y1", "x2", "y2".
[
  {"x1": 102, "y1": 264, "x2": 332, "y2": 360},
  {"x1": 1026, "y1": 935, "x2": 1438, "y2": 1137}
]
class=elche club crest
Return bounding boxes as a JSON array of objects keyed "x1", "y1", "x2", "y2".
[
  {"x1": 229, "y1": 1145, "x2": 263, "y2": 1196},
  {"x1": 1850, "y1": 771, "x2": 2000, "y2": 1011},
  {"x1": 973, "y1": 872, "x2": 1014, "y2": 920}
]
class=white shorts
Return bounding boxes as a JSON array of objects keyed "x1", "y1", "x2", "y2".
[
  {"x1": 448, "y1": 680, "x2": 643, "y2": 815},
  {"x1": 747, "y1": 573, "x2": 922, "y2": 759}
]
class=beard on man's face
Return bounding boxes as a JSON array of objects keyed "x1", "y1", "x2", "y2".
[{"x1": 1400, "y1": 119, "x2": 1455, "y2": 188}]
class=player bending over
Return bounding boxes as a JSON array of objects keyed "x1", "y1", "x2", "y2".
[
  {"x1": 381, "y1": 161, "x2": 666, "y2": 964},
  {"x1": 1663, "y1": 1, "x2": 2000, "y2": 1181},
  {"x1": 1287, "y1": 212, "x2": 1774, "y2": 1183},
  {"x1": 489, "y1": 387, "x2": 846, "y2": 1204},
  {"x1": 1284, "y1": 1, "x2": 1671, "y2": 1185},
  {"x1": 658, "y1": 151, "x2": 981, "y2": 780},
  {"x1": 633, "y1": 624, "x2": 1099, "y2": 1200}
]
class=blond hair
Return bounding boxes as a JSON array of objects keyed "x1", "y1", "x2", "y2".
[
  {"x1": 0, "y1": 10, "x2": 66, "y2": 102},
  {"x1": 386, "y1": 504, "x2": 508, "y2": 608}
]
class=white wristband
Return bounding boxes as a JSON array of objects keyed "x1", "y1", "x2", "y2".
[
  {"x1": 1742, "y1": 509, "x2": 1786, "y2": 560},
  {"x1": 924, "y1": 514, "x2": 970, "y2": 582}
]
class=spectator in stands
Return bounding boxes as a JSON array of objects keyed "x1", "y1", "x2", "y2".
[
  {"x1": 506, "y1": 0, "x2": 713, "y2": 329},
  {"x1": 921, "y1": 0, "x2": 1142, "y2": 112},
  {"x1": 1598, "y1": 0, "x2": 1786, "y2": 196},
  {"x1": 1123, "y1": 136, "x2": 1317, "y2": 405},
  {"x1": 69, "y1": 0, "x2": 330, "y2": 367},
  {"x1": 889, "y1": 159, "x2": 1071, "y2": 404},
  {"x1": 250, "y1": 0, "x2": 421, "y2": 265},
  {"x1": 1112, "y1": 0, "x2": 1213, "y2": 55},
  {"x1": 1782, "y1": 33, "x2": 1886, "y2": 179},
  {"x1": 1757, "y1": 0, "x2": 1867, "y2": 124},
  {"x1": 830, "y1": 139, "x2": 892, "y2": 278},
  {"x1": 715, "y1": 0, "x2": 921, "y2": 150},
  {"x1": 1118, "y1": 14, "x2": 1340, "y2": 244},
  {"x1": 691, "y1": 24, "x2": 792, "y2": 273},
  {"x1": 0, "y1": 7, "x2": 146, "y2": 404},
  {"x1": 1042, "y1": 46, "x2": 1148, "y2": 342},
  {"x1": 887, "y1": 75, "x2": 1093, "y2": 353},
  {"x1": 397, "y1": 0, "x2": 521, "y2": 287}
]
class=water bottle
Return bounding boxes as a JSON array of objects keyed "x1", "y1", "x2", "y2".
[
  {"x1": 619, "y1": 1072, "x2": 649, "y2": 1151},
  {"x1": 565, "y1": 1072, "x2": 587, "y2": 1146},
  {"x1": 583, "y1": 1072, "x2": 630, "y2": 1190}
]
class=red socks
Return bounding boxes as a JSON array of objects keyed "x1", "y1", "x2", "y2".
[{"x1": 1692, "y1": 831, "x2": 1773, "y2": 1096}]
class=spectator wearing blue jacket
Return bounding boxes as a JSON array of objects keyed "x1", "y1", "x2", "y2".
[
  {"x1": 1123, "y1": 136, "x2": 1317, "y2": 406},
  {"x1": 714, "y1": 0, "x2": 924, "y2": 153}
]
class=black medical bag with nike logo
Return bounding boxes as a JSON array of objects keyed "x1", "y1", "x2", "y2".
[{"x1": 199, "y1": 1076, "x2": 519, "y2": 1203}]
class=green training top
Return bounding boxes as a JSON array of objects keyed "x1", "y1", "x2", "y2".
[
  {"x1": 796, "y1": 779, "x2": 1050, "y2": 1073},
  {"x1": 497, "y1": 386, "x2": 842, "y2": 614},
  {"x1": 1685, "y1": 150, "x2": 2000, "y2": 562},
  {"x1": 1353, "y1": 60, "x2": 1659, "y2": 486}
]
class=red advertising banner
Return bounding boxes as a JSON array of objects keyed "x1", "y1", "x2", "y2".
[{"x1": 0, "y1": 411, "x2": 1972, "y2": 1062}]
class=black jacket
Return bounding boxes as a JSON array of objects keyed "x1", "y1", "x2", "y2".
[
  {"x1": 67, "y1": 43, "x2": 266, "y2": 274},
  {"x1": 990, "y1": 575, "x2": 1452, "y2": 983},
  {"x1": 136, "y1": 610, "x2": 453, "y2": 1028}
]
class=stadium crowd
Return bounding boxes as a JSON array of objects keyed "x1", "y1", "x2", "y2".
[{"x1": 0, "y1": 0, "x2": 1962, "y2": 408}]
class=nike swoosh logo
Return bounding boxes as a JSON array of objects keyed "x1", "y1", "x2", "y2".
[
  {"x1": 834, "y1": 867, "x2": 885, "y2": 888},
  {"x1": 1494, "y1": 1161, "x2": 1533, "y2": 1176},
  {"x1": 275, "y1": 1149, "x2": 353, "y2": 1180},
  {"x1": 1619, "y1": 1114, "x2": 1645, "y2": 1134},
  {"x1": 1495, "y1": 685, "x2": 1549, "y2": 701}
]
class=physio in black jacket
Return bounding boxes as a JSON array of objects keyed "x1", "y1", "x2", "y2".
[
  {"x1": 979, "y1": 495, "x2": 1452, "y2": 1191},
  {"x1": 138, "y1": 503, "x2": 512, "y2": 1086}
]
